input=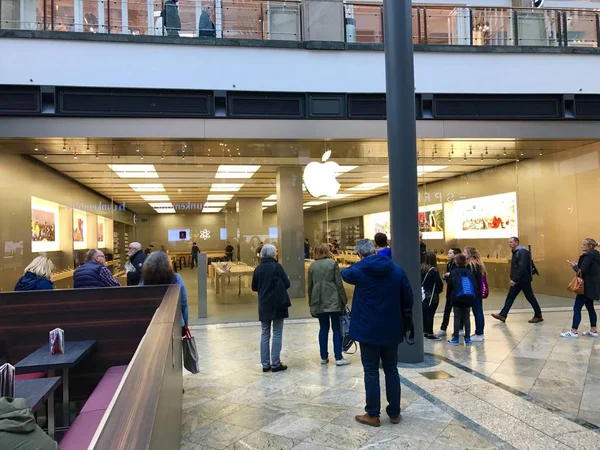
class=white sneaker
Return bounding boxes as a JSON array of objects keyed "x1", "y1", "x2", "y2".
[
  {"x1": 336, "y1": 359, "x2": 351, "y2": 366},
  {"x1": 459, "y1": 330, "x2": 465, "y2": 336},
  {"x1": 583, "y1": 330, "x2": 599, "y2": 338},
  {"x1": 436, "y1": 330, "x2": 447, "y2": 337},
  {"x1": 470, "y1": 334, "x2": 484, "y2": 342},
  {"x1": 560, "y1": 331, "x2": 579, "y2": 338},
  {"x1": 321, "y1": 358, "x2": 329, "y2": 365}
]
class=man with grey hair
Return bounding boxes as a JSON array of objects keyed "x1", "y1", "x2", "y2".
[
  {"x1": 342, "y1": 239, "x2": 414, "y2": 428},
  {"x1": 74, "y1": 249, "x2": 121, "y2": 288},
  {"x1": 126, "y1": 242, "x2": 146, "y2": 286}
]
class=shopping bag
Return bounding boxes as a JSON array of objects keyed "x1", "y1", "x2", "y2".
[
  {"x1": 567, "y1": 271, "x2": 584, "y2": 295},
  {"x1": 339, "y1": 307, "x2": 356, "y2": 354},
  {"x1": 182, "y1": 326, "x2": 200, "y2": 374}
]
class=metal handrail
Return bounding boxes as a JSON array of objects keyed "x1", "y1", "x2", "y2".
[{"x1": 0, "y1": 1, "x2": 598, "y2": 49}]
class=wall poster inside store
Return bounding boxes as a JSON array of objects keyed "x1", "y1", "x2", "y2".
[
  {"x1": 419, "y1": 204, "x2": 444, "y2": 240},
  {"x1": 451, "y1": 192, "x2": 518, "y2": 239},
  {"x1": 73, "y1": 210, "x2": 88, "y2": 250},
  {"x1": 31, "y1": 197, "x2": 60, "y2": 252},
  {"x1": 363, "y1": 212, "x2": 391, "y2": 240},
  {"x1": 97, "y1": 217, "x2": 105, "y2": 247}
]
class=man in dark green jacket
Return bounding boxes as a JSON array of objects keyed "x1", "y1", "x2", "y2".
[{"x1": 0, "y1": 397, "x2": 59, "y2": 450}]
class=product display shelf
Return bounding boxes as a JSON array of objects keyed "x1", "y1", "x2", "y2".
[{"x1": 51, "y1": 269, "x2": 75, "y2": 282}]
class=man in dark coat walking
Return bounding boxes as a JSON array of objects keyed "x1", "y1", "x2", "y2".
[{"x1": 162, "y1": 0, "x2": 181, "y2": 36}]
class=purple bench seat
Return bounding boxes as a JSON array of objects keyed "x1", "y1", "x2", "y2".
[{"x1": 60, "y1": 365, "x2": 127, "y2": 450}]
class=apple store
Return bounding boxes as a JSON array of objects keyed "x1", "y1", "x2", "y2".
[{"x1": 0, "y1": 138, "x2": 598, "y2": 324}]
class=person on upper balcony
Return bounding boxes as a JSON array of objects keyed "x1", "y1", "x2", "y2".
[{"x1": 162, "y1": 0, "x2": 181, "y2": 37}]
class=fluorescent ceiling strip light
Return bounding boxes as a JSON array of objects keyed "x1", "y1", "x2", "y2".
[
  {"x1": 108, "y1": 164, "x2": 158, "y2": 179},
  {"x1": 203, "y1": 202, "x2": 227, "y2": 207},
  {"x1": 113, "y1": 172, "x2": 159, "y2": 179},
  {"x1": 141, "y1": 195, "x2": 170, "y2": 201},
  {"x1": 322, "y1": 194, "x2": 352, "y2": 200},
  {"x1": 347, "y1": 183, "x2": 388, "y2": 191},
  {"x1": 129, "y1": 184, "x2": 165, "y2": 192},
  {"x1": 148, "y1": 202, "x2": 174, "y2": 208},
  {"x1": 304, "y1": 201, "x2": 328, "y2": 206},
  {"x1": 335, "y1": 166, "x2": 358, "y2": 174},
  {"x1": 207, "y1": 194, "x2": 233, "y2": 201},
  {"x1": 202, "y1": 208, "x2": 222, "y2": 213},
  {"x1": 154, "y1": 208, "x2": 176, "y2": 214},
  {"x1": 210, "y1": 183, "x2": 244, "y2": 192},
  {"x1": 215, "y1": 165, "x2": 261, "y2": 179},
  {"x1": 383, "y1": 165, "x2": 448, "y2": 179},
  {"x1": 303, "y1": 206, "x2": 311, "y2": 210},
  {"x1": 262, "y1": 202, "x2": 276, "y2": 207},
  {"x1": 265, "y1": 194, "x2": 277, "y2": 201}
]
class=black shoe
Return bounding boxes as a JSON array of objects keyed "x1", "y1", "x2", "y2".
[
  {"x1": 262, "y1": 366, "x2": 271, "y2": 373},
  {"x1": 426, "y1": 334, "x2": 442, "y2": 341},
  {"x1": 272, "y1": 364, "x2": 288, "y2": 373},
  {"x1": 529, "y1": 316, "x2": 544, "y2": 324}
]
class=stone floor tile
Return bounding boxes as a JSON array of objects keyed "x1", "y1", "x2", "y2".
[
  {"x1": 577, "y1": 408, "x2": 600, "y2": 427},
  {"x1": 554, "y1": 430, "x2": 600, "y2": 449},
  {"x1": 292, "y1": 403, "x2": 347, "y2": 422},
  {"x1": 528, "y1": 387, "x2": 583, "y2": 415},
  {"x1": 429, "y1": 420, "x2": 497, "y2": 450},
  {"x1": 182, "y1": 413, "x2": 215, "y2": 436},
  {"x1": 328, "y1": 408, "x2": 383, "y2": 436},
  {"x1": 261, "y1": 414, "x2": 327, "y2": 440},
  {"x1": 279, "y1": 383, "x2": 332, "y2": 400},
  {"x1": 216, "y1": 386, "x2": 271, "y2": 405},
  {"x1": 359, "y1": 433, "x2": 432, "y2": 450},
  {"x1": 180, "y1": 440, "x2": 215, "y2": 450},
  {"x1": 185, "y1": 399, "x2": 244, "y2": 420},
  {"x1": 369, "y1": 417, "x2": 447, "y2": 443},
  {"x1": 185, "y1": 421, "x2": 254, "y2": 450},
  {"x1": 231, "y1": 430, "x2": 295, "y2": 450},
  {"x1": 490, "y1": 373, "x2": 537, "y2": 393},
  {"x1": 292, "y1": 443, "x2": 338, "y2": 450},
  {"x1": 493, "y1": 356, "x2": 547, "y2": 379},
  {"x1": 401, "y1": 397, "x2": 453, "y2": 424},
  {"x1": 219, "y1": 406, "x2": 285, "y2": 431},
  {"x1": 214, "y1": 370, "x2": 264, "y2": 387},
  {"x1": 303, "y1": 423, "x2": 373, "y2": 450},
  {"x1": 184, "y1": 382, "x2": 240, "y2": 399},
  {"x1": 311, "y1": 388, "x2": 368, "y2": 407}
]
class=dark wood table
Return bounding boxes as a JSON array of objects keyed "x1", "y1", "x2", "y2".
[
  {"x1": 16, "y1": 377, "x2": 61, "y2": 438},
  {"x1": 15, "y1": 340, "x2": 97, "y2": 426}
]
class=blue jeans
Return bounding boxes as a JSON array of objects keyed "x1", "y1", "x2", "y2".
[
  {"x1": 359, "y1": 343, "x2": 401, "y2": 419},
  {"x1": 471, "y1": 296, "x2": 485, "y2": 336},
  {"x1": 318, "y1": 312, "x2": 342, "y2": 361},
  {"x1": 500, "y1": 282, "x2": 543, "y2": 318},
  {"x1": 573, "y1": 295, "x2": 598, "y2": 330},
  {"x1": 191, "y1": 253, "x2": 198, "y2": 268},
  {"x1": 261, "y1": 319, "x2": 284, "y2": 369}
]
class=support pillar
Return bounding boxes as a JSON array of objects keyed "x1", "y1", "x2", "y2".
[
  {"x1": 236, "y1": 198, "x2": 263, "y2": 266},
  {"x1": 276, "y1": 167, "x2": 305, "y2": 298},
  {"x1": 383, "y1": 0, "x2": 424, "y2": 363}
]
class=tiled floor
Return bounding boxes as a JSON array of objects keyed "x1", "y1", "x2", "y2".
[{"x1": 183, "y1": 310, "x2": 600, "y2": 449}]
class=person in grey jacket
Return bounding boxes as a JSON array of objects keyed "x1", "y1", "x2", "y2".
[
  {"x1": 308, "y1": 243, "x2": 350, "y2": 366},
  {"x1": 162, "y1": 0, "x2": 181, "y2": 36},
  {"x1": 198, "y1": 6, "x2": 215, "y2": 37},
  {"x1": 0, "y1": 398, "x2": 58, "y2": 450}
]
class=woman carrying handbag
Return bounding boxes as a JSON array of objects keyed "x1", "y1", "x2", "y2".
[
  {"x1": 421, "y1": 252, "x2": 444, "y2": 341},
  {"x1": 561, "y1": 238, "x2": 600, "y2": 338}
]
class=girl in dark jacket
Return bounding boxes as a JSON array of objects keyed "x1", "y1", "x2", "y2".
[
  {"x1": 421, "y1": 252, "x2": 444, "y2": 340},
  {"x1": 562, "y1": 238, "x2": 599, "y2": 338},
  {"x1": 464, "y1": 247, "x2": 485, "y2": 342},
  {"x1": 14, "y1": 256, "x2": 55, "y2": 291},
  {"x1": 251, "y1": 244, "x2": 291, "y2": 373}
]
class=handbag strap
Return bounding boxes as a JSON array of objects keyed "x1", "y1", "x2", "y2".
[{"x1": 422, "y1": 267, "x2": 434, "y2": 286}]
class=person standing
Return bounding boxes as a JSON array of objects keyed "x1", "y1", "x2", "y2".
[
  {"x1": 492, "y1": 237, "x2": 543, "y2": 324},
  {"x1": 308, "y1": 243, "x2": 350, "y2": 366},
  {"x1": 421, "y1": 252, "x2": 444, "y2": 341},
  {"x1": 225, "y1": 241, "x2": 234, "y2": 261},
  {"x1": 144, "y1": 244, "x2": 154, "y2": 256},
  {"x1": 341, "y1": 239, "x2": 414, "y2": 427},
  {"x1": 198, "y1": 5, "x2": 216, "y2": 37},
  {"x1": 375, "y1": 232, "x2": 391, "y2": 258},
  {"x1": 126, "y1": 242, "x2": 146, "y2": 286},
  {"x1": 14, "y1": 256, "x2": 55, "y2": 291},
  {"x1": 304, "y1": 238, "x2": 311, "y2": 259},
  {"x1": 436, "y1": 248, "x2": 462, "y2": 337},
  {"x1": 190, "y1": 242, "x2": 200, "y2": 269},
  {"x1": 161, "y1": 0, "x2": 181, "y2": 36},
  {"x1": 251, "y1": 244, "x2": 291, "y2": 373},
  {"x1": 561, "y1": 238, "x2": 599, "y2": 338},
  {"x1": 74, "y1": 249, "x2": 121, "y2": 288},
  {"x1": 419, "y1": 232, "x2": 427, "y2": 263},
  {"x1": 447, "y1": 254, "x2": 477, "y2": 346},
  {"x1": 464, "y1": 246, "x2": 485, "y2": 341}
]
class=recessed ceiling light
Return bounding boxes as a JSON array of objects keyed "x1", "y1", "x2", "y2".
[
  {"x1": 265, "y1": 194, "x2": 277, "y2": 201},
  {"x1": 304, "y1": 201, "x2": 328, "y2": 206},
  {"x1": 154, "y1": 208, "x2": 176, "y2": 214},
  {"x1": 418, "y1": 165, "x2": 448, "y2": 175},
  {"x1": 207, "y1": 194, "x2": 233, "y2": 201},
  {"x1": 262, "y1": 201, "x2": 276, "y2": 207},
  {"x1": 210, "y1": 183, "x2": 244, "y2": 192},
  {"x1": 215, "y1": 165, "x2": 261, "y2": 179},
  {"x1": 262, "y1": 207, "x2": 268, "y2": 211},
  {"x1": 129, "y1": 184, "x2": 165, "y2": 192},
  {"x1": 202, "y1": 208, "x2": 222, "y2": 213},
  {"x1": 335, "y1": 166, "x2": 358, "y2": 174},
  {"x1": 148, "y1": 202, "x2": 174, "y2": 208},
  {"x1": 322, "y1": 194, "x2": 352, "y2": 200},
  {"x1": 203, "y1": 202, "x2": 227, "y2": 207},
  {"x1": 347, "y1": 183, "x2": 388, "y2": 191},
  {"x1": 141, "y1": 195, "x2": 170, "y2": 201},
  {"x1": 108, "y1": 164, "x2": 158, "y2": 179},
  {"x1": 303, "y1": 206, "x2": 311, "y2": 210}
]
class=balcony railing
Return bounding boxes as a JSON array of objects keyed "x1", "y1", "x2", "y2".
[{"x1": 1, "y1": 0, "x2": 599, "y2": 48}]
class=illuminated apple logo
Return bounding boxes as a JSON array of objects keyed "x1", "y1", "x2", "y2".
[{"x1": 303, "y1": 150, "x2": 341, "y2": 198}]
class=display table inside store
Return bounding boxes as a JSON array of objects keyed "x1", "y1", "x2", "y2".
[{"x1": 213, "y1": 263, "x2": 255, "y2": 295}]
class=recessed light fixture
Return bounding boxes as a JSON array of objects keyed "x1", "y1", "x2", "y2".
[
  {"x1": 129, "y1": 183, "x2": 166, "y2": 192},
  {"x1": 383, "y1": 166, "x2": 446, "y2": 179},
  {"x1": 303, "y1": 206, "x2": 311, "y2": 210},
  {"x1": 154, "y1": 208, "x2": 176, "y2": 214},
  {"x1": 141, "y1": 195, "x2": 170, "y2": 201},
  {"x1": 202, "y1": 208, "x2": 222, "y2": 213},
  {"x1": 108, "y1": 164, "x2": 158, "y2": 179},
  {"x1": 203, "y1": 202, "x2": 227, "y2": 208},
  {"x1": 304, "y1": 201, "x2": 328, "y2": 206},
  {"x1": 210, "y1": 183, "x2": 244, "y2": 192},
  {"x1": 34, "y1": 145, "x2": 38, "y2": 152},
  {"x1": 335, "y1": 166, "x2": 358, "y2": 174},
  {"x1": 347, "y1": 183, "x2": 388, "y2": 191},
  {"x1": 322, "y1": 194, "x2": 352, "y2": 200},
  {"x1": 265, "y1": 194, "x2": 277, "y2": 201},
  {"x1": 207, "y1": 194, "x2": 233, "y2": 201},
  {"x1": 148, "y1": 202, "x2": 174, "y2": 209},
  {"x1": 215, "y1": 165, "x2": 261, "y2": 179},
  {"x1": 262, "y1": 201, "x2": 276, "y2": 207}
]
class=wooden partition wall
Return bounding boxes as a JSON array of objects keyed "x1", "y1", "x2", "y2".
[{"x1": 0, "y1": 285, "x2": 169, "y2": 400}]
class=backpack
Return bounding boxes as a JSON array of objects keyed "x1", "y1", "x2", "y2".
[{"x1": 452, "y1": 269, "x2": 476, "y2": 306}]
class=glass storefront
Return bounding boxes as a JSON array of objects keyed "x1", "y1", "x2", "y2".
[{"x1": 0, "y1": 138, "x2": 598, "y2": 324}]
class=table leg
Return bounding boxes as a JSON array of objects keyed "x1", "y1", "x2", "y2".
[
  {"x1": 221, "y1": 274, "x2": 226, "y2": 295},
  {"x1": 62, "y1": 369, "x2": 70, "y2": 426},
  {"x1": 47, "y1": 389, "x2": 55, "y2": 439},
  {"x1": 238, "y1": 276, "x2": 242, "y2": 296},
  {"x1": 216, "y1": 273, "x2": 220, "y2": 294}
]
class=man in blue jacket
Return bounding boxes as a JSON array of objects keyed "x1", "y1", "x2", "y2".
[{"x1": 341, "y1": 239, "x2": 414, "y2": 427}]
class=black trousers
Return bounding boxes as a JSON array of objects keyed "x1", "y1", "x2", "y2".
[
  {"x1": 422, "y1": 299, "x2": 439, "y2": 335},
  {"x1": 453, "y1": 306, "x2": 471, "y2": 339},
  {"x1": 500, "y1": 282, "x2": 543, "y2": 318},
  {"x1": 441, "y1": 295, "x2": 464, "y2": 332}
]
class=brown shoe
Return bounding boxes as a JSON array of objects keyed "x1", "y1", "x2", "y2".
[
  {"x1": 529, "y1": 316, "x2": 544, "y2": 323},
  {"x1": 491, "y1": 313, "x2": 506, "y2": 323},
  {"x1": 355, "y1": 413, "x2": 380, "y2": 427},
  {"x1": 390, "y1": 416, "x2": 401, "y2": 424}
]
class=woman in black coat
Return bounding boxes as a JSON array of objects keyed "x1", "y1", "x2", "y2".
[
  {"x1": 421, "y1": 252, "x2": 444, "y2": 341},
  {"x1": 562, "y1": 238, "x2": 599, "y2": 338},
  {"x1": 251, "y1": 244, "x2": 291, "y2": 373}
]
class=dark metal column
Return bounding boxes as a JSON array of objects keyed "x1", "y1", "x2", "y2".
[{"x1": 383, "y1": 0, "x2": 424, "y2": 363}]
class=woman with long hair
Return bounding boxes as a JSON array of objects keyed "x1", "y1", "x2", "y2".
[
  {"x1": 14, "y1": 255, "x2": 55, "y2": 291},
  {"x1": 561, "y1": 238, "x2": 599, "y2": 338},
  {"x1": 139, "y1": 251, "x2": 188, "y2": 328},
  {"x1": 464, "y1": 247, "x2": 485, "y2": 342},
  {"x1": 421, "y1": 252, "x2": 444, "y2": 340},
  {"x1": 308, "y1": 243, "x2": 350, "y2": 366}
]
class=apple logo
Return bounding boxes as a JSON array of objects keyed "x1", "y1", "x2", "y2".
[
  {"x1": 303, "y1": 150, "x2": 341, "y2": 198},
  {"x1": 532, "y1": 0, "x2": 543, "y2": 7}
]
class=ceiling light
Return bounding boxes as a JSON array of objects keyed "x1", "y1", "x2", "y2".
[
  {"x1": 335, "y1": 166, "x2": 358, "y2": 174},
  {"x1": 141, "y1": 195, "x2": 170, "y2": 201},
  {"x1": 148, "y1": 202, "x2": 174, "y2": 208},
  {"x1": 154, "y1": 208, "x2": 176, "y2": 214},
  {"x1": 34, "y1": 145, "x2": 38, "y2": 152},
  {"x1": 262, "y1": 201, "x2": 276, "y2": 207},
  {"x1": 303, "y1": 206, "x2": 311, "y2": 210},
  {"x1": 129, "y1": 183, "x2": 165, "y2": 192},
  {"x1": 265, "y1": 194, "x2": 277, "y2": 201},
  {"x1": 322, "y1": 194, "x2": 352, "y2": 200},
  {"x1": 210, "y1": 183, "x2": 244, "y2": 192},
  {"x1": 347, "y1": 183, "x2": 388, "y2": 191},
  {"x1": 203, "y1": 202, "x2": 227, "y2": 207},
  {"x1": 417, "y1": 165, "x2": 448, "y2": 175},
  {"x1": 262, "y1": 207, "x2": 268, "y2": 211},
  {"x1": 95, "y1": 153, "x2": 99, "y2": 160},
  {"x1": 304, "y1": 201, "x2": 328, "y2": 206},
  {"x1": 207, "y1": 194, "x2": 233, "y2": 201},
  {"x1": 108, "y1": 164, "x2": 158, "y2": 178},
  {"x1": 215, "y1": 165, "x2": 261, "y2": 179},
  {"x1": 202, "y1": 208, "x2": 222, "y2": 213}
]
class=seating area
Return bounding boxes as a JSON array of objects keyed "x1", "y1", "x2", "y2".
[{"x1": 0, "y1": 284, "x2": 184, "y2": 449}]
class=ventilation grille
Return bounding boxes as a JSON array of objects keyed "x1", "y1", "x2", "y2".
[
  {"x1": 228, "y1": 93, "x2": 304, "y2": 118},
  {"x1": 57, "y1": 88, "x2": 213, "y2": 117},
  {"x1": 433, "y1": 95, "x2": 563, "y2": 119},
  {"x1": 348, "y1": 94, "x2": 386, "y2": 119},
  {"x1": 0, "y1": 87, "x2": 41, "y2": 115},
  {"x1": 574, "y1": 95, "x2": 600, "y2": 119},
  {"x1": 308, "y1": 94, "x2": 346, "y2": 118}
]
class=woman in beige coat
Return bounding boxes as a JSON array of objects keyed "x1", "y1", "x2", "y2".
[{"x1": 308, "y1": 243, "x2": 350, "y2": 366}]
